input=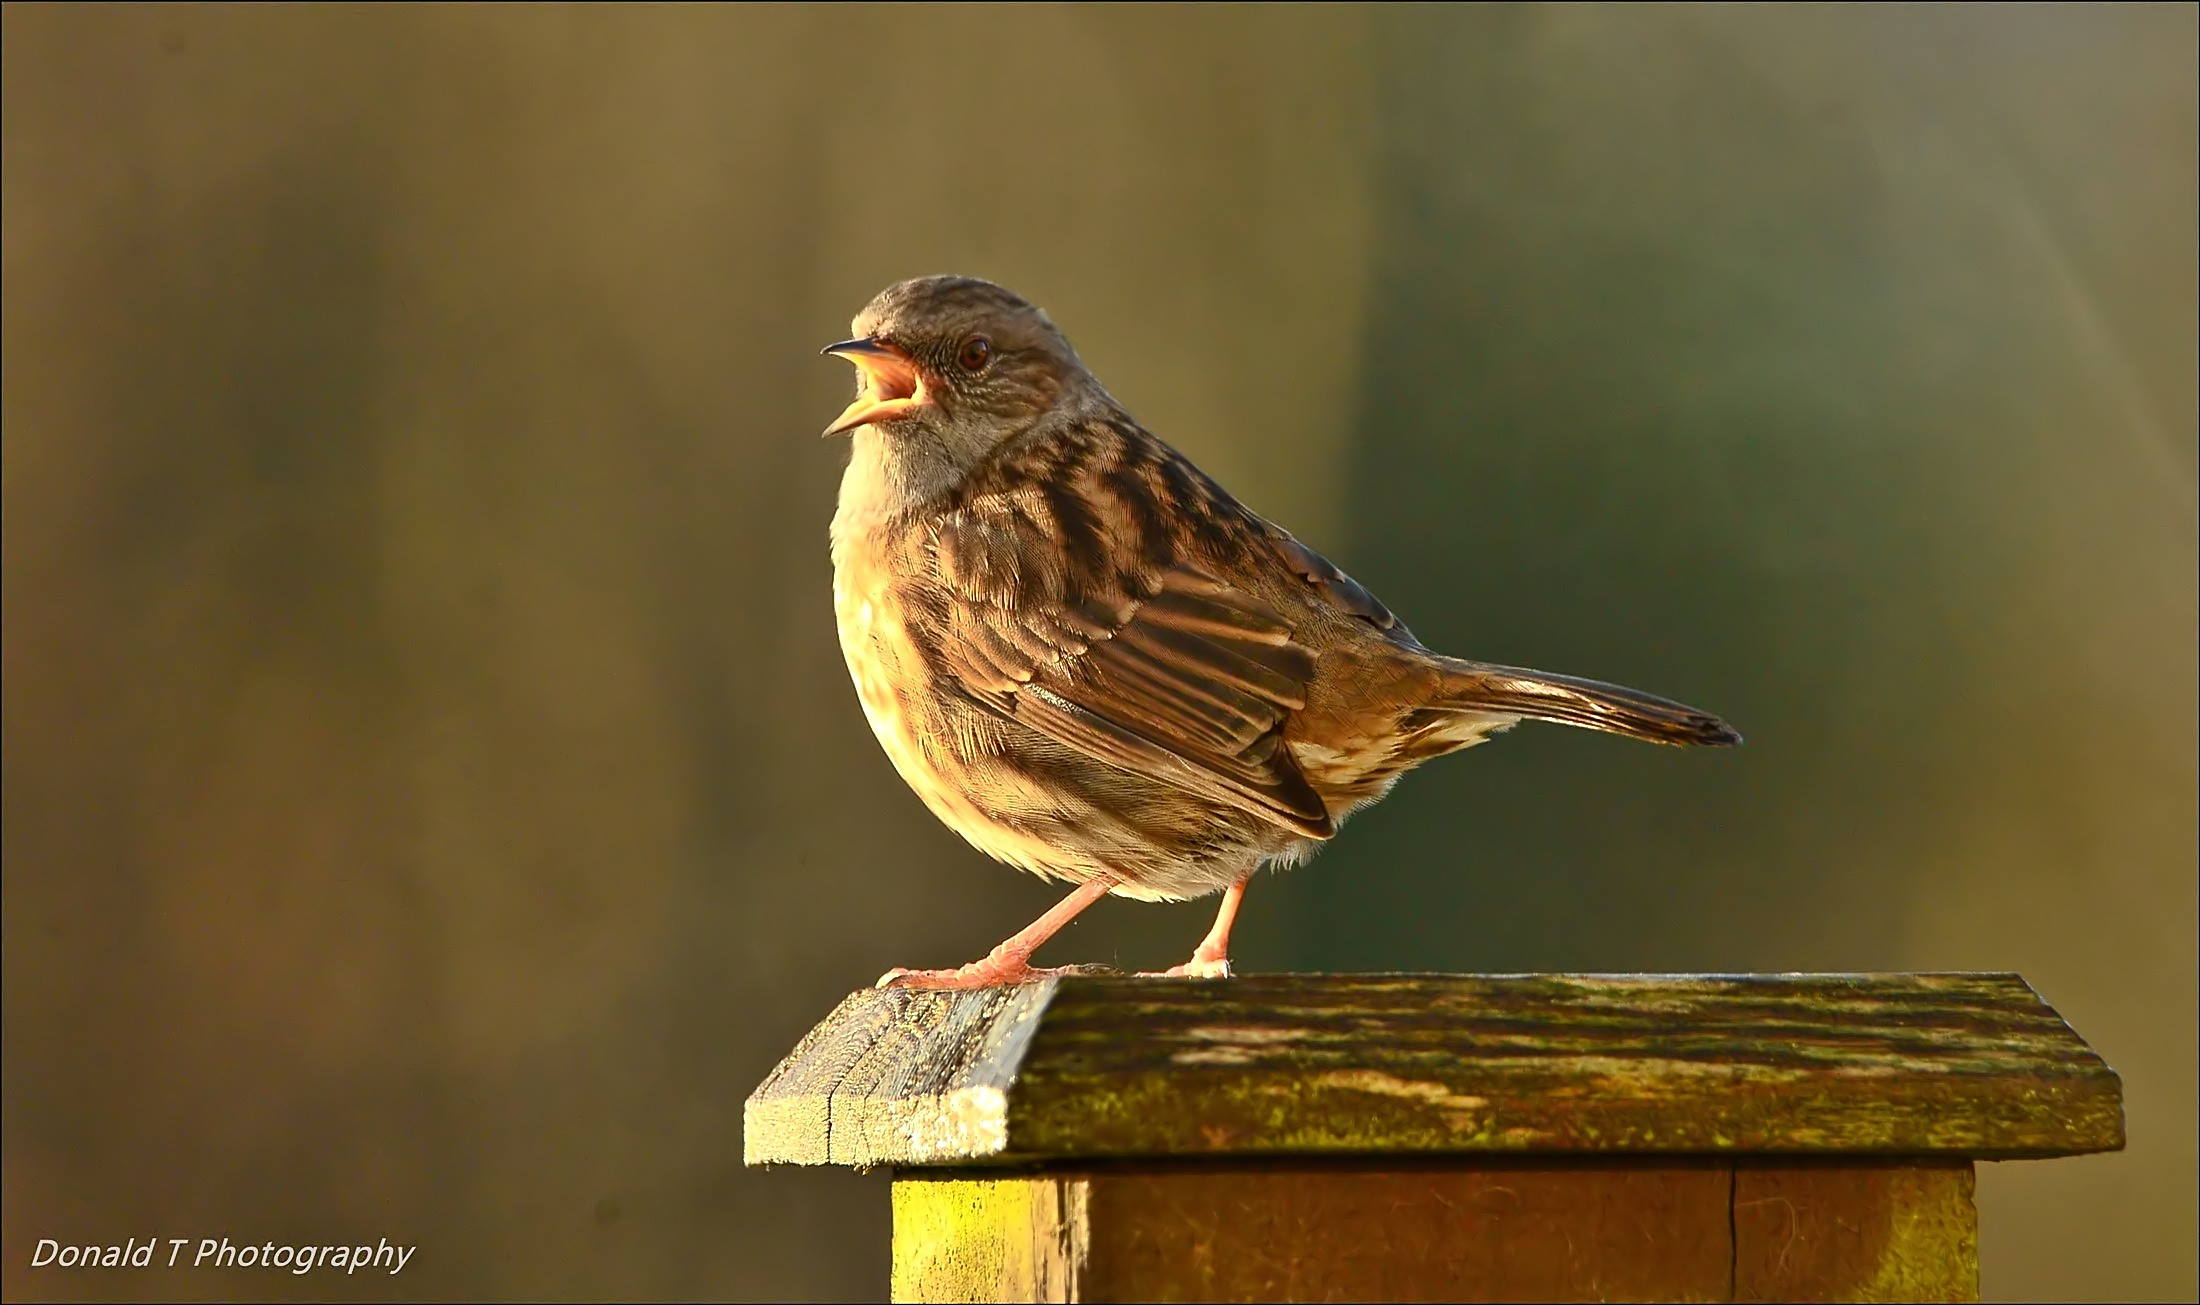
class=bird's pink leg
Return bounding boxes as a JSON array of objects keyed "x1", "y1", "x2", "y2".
[
  {"x1": 877, "y1": 876, "x2": 1118, "y2": 990},
  {"x1": 1144, "y1": 875, "x2": 1248, "y2": 979}
]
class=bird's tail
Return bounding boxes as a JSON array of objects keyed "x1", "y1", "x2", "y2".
[{"x1": 1431, "y1": 658, "x2": 1742, "y2": 748}]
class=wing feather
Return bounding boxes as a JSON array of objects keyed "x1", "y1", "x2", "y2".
[{"x1": 920, "y1": 426, "x2": 1335, "y2": 838}]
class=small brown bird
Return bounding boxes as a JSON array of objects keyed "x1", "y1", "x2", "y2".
[{"x1": 824, "y1": 276, "x2": 1738, "y2": 989}]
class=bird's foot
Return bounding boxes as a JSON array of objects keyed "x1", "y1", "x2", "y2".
[
  {"x1": 876, "y1": 954, "x2": 1118, "y2": 990},
  {"x1": 1138, "y1": 951, "x2": 1233, "y2": 979}
]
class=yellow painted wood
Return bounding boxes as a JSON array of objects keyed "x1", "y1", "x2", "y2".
[
  {"x1": 890, "y1": 1160, "x2": 1976, "y2": 1303},
  {"x1": 891, "y1": 1175, "x2": 1081, "y2": 1303}
]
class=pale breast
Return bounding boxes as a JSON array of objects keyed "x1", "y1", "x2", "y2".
[
  {"x1": 830, "y1": 543, "x2": 946, "y2": 814},
  {"x1": 832, "y1": 537, "x2": 1103, "y2": 879}
]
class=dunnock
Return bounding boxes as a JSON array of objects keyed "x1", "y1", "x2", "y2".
[{"x1": 824, "y1": 276, "x2": 1738, "y2": 988}]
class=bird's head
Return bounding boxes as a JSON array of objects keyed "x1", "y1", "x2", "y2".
[{"x1": 821, "y1": 277, "x2": 1101, "y2": 454}]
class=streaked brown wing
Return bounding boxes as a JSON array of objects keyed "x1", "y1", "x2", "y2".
[
  {"x1": 1264, "y1": 525, "x2": 1409, "y2": 639},
  {"x1": 924, "y1": 470, "x2": 1335, "y2": 839}
]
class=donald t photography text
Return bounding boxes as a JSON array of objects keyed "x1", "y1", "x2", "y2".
[{"x1": 30, "y1": 1236, "x2": 415, "y2": 1277}]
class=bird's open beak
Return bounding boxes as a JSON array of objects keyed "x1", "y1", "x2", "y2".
[{"x1": 821, "y1": 337, "x2": 927, "y2": 436}]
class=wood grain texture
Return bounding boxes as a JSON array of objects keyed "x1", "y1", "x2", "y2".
[
  {"x1": 744, "y1": 973, "x2": 2123, "y2": 1167},
  {"x1": 890, "y1": 1160, "x2": 1972, "y2": 1303},
  {"x1": 747, "y1": 983, "x2": 1053, "y2": 1166}
]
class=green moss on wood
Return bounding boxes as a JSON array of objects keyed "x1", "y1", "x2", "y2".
[{"x1": 744, "y1": 973, "x2": 2124, "y2": 1168}]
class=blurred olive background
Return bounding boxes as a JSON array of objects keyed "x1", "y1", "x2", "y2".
[{"x1": 4, "y1": 4, "x2": 2193, "y2": 1302}]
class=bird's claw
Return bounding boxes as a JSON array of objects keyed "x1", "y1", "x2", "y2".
[
  {"x1": 1138, "y1": 954, "x2": 1233, "y2": 979},
  {"x1": 874, "y1": 959, "x2": 1122, "y2": 990}
]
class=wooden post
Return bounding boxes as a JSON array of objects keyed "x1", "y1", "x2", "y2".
[{"x1": 746, "y1": 973, "x2": 2122, "y2": 1303}]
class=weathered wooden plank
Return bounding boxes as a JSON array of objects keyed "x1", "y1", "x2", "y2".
[
  {"x1": 744, "y1": 973, "x2": 2124, "y2": 1167},
  {"x1": 1733, "y1": 1161, "x2": 1976, "y2": 1303},
  {"x1": 745, "y1": 990, "x2": 886, "y2": 1165},
  {"x1": 891, "y1": 1161, "x2": 1735, "y2": 1304},
  {"x1": 745, "y1": 984, "x2": 1052, "y2": 1166}
]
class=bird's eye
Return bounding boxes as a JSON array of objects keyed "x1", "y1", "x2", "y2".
[{"x1": 957, "y1": 335, "x2": 992, "y2": 372}]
